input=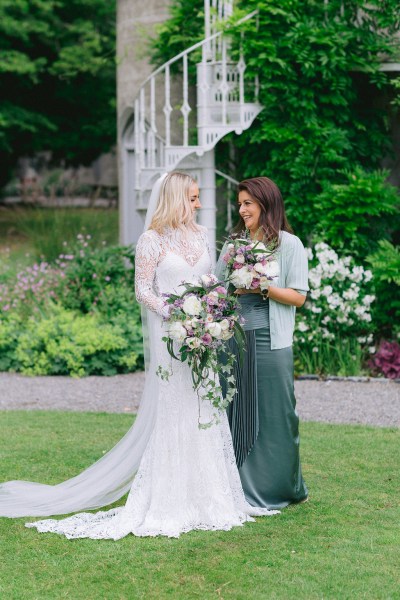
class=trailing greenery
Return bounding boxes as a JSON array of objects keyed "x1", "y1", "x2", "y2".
[
  {"x1": 0, "y1": 412, "x2": 399, "y2": 599},
  {"x1": 0, "y1": 0, "x2": 116, "y2": 186}
]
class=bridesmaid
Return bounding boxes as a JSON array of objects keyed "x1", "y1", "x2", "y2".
[{"x1": 217, "y1": 176, "x2": 309, "y2": 510}]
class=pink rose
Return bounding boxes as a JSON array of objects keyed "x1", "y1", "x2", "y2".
[
  {"x1": 215, "y1": 286, "x2": 227, "y2": 295},
  {"x1": 201, "y1": 333, "x2": 213, "y2": 346}
]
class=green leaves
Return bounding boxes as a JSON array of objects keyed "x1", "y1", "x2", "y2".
[
  {"x1": 217, "y1": 0, "x2": 399, "y2": 246},
  {"x1": 0, "y1": 0, "x2": 116, "y2": 184},
  {"x1": 367, "y1": 240, "x2": 400, "y2": 286},
  {"x1": 314, "y1": 168, "x2": 399, "y2": 258}
]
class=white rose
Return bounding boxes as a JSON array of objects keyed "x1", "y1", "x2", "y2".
[
  {"x1": 227, "y1": 243, "x2": 234, "y2": 250},
  {"x1": 205, "y1": 322, "x2": 222, "y2": 338},
  {"x1": 167, "y1": 321, "x2": 187, "y2": 342},
  {"x1": 187, "y1": 336, "x2": 202, "y2": 349},
  {"x1": 254, "y1": 262, "x2": 267, "y2": 274},
  {"x1": 184, "y1": 317, "x2": 201, "y2": 329},
  {"x1": 220, "y1": 329, "x2": 233, "y2": 340},
  {"x1": 235, "y1": 254, "x2": 245, "y2": 264},
  {"x1": 219, "y1": 319, "x2": 230, "y2": 331},
  {"x1": 265, "y1": 260, "x2": 279, "y2": 279},
  {"x1": 201, "y1": 274, "x2": 218, "y2": 288},
  {"x1": 182, "y1": 295, "x2": 202, "y2": 316},
  {"x1": 230, "y1": 267, "x2": 253, "y2": 289}
]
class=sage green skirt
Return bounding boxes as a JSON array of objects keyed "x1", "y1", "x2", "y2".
[{"x1": 226, "y1": 295, "x2": 308, "y2": 510}]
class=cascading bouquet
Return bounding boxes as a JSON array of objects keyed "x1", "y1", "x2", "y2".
[
  {"x1": 157, "y1": 274, "x2": 245, "y2": 426},
  {"x1": 222, "y1": 234, "x2": 280, "y2": 294}
]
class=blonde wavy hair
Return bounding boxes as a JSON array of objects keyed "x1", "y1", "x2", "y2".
[{"x1": 148, "y1": 171, "x2": 199, "y2": 233}]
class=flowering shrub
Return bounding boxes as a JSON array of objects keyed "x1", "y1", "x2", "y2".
[
  {"x1": 294, "y1": 242, "x2": 375, "y2": 376},
  {"x1": 0, "y1": 261, "x2": 62, "y2": 318},
  {"x1": 369, "y1": 341, "x2": 400, "y2": 380},
  {"x1": 55, "y1": 234, "x2": 135, "y2": 314},
  {"x1": 0, "y1": 236, "x2": 136, "y2": 319},
  {"x1": 0, "y1": 236, "x2": 144, "y2": 376}
]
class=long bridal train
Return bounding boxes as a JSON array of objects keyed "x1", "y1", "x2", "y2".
[{"x1": 1, "y1": 224, "x2": 278, "y2": 539}]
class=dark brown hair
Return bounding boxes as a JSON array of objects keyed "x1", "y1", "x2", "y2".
[{"x1": 232, "y1": 176, "x2": 293, "y2": 245}]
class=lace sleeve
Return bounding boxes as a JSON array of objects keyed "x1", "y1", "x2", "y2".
[
  {"x1": 198, "y1": 225, "x2": 214, "y2": 268},
  {"x1": 135, "y1": 231, "x2": 168, "y2": 317}
]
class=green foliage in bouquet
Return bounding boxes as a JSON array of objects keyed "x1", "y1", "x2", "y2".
[{"x1": 159, "y1": 276, "x2": 245, "y2": 426}]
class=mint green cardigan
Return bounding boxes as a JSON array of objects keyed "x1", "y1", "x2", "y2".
[{"x1": 215, "y1": 231, "x2": 309, "y2": 350}]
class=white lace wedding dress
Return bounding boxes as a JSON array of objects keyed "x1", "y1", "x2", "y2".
[{"x1": 26, "y1": 226, "x2": 277, "y2": 539}]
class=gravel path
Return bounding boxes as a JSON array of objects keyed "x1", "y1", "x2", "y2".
[{"x1": 0, "y1": 372, "x2": 399, "y2": 428}]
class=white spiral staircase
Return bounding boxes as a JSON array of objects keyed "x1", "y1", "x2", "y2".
[{"x1": 120, "y1": 1, "x2": 263, "y2": 256}]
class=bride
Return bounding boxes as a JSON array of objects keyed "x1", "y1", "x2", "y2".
[{"x1": 0, "y1": 171, "x2": 277, "y2": 539}]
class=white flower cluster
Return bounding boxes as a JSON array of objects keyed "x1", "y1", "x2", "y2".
[
  {"x1": 224, "y1": 240, "x2": 279, "y2": 291},
  {"x1": 295, "y1": 242, "x2": 375, "y2": 351}
]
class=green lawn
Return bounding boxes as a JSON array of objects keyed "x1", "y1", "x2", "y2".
[
  {"x1": 0, "y1": 206, "x2": 119, "y2": 269},
  {"x1": 0, "y1": 412, "x2": 398, "y2": 600}
]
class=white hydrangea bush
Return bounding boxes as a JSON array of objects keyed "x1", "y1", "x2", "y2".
[{"x1": 294, "y1": 242, "x2": 375, "y2": 359}]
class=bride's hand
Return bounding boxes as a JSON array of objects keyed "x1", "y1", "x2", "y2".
[{"x1": 161, "y1": 304, "x2": 172, "y2": 319}]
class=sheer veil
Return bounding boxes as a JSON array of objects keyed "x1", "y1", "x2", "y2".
[{"x1": 0, "y1": 174, "x2": 167, "y2": 517}]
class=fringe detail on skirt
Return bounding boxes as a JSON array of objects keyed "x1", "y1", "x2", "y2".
[{"x1": 226, "y1": 330, "x2": 259, "y2": 468}]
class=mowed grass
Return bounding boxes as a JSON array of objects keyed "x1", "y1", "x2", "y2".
[{"x1": 0, "y1": 412, "x2": 398, "y2": 600}]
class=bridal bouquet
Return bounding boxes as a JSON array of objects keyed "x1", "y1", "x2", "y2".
[
  {"x1": 157, "y1": 274, "x2": 245, "y2": 425},
  {"x1": 222, "y1": 235, "x2": 279, "y2": 292}
]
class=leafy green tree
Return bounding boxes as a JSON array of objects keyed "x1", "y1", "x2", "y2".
[
  {"x1": 229, "y1": 0, "x2": 400, "y2": 245},
  {"x1": 0, "y1": 0, "x2": 116, "y2": 186},
  {"x1": 152, "y1": 0, "x2": 400, "y2": 249}
]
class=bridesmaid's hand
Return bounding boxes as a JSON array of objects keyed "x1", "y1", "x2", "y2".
[{"x1": 234, "y1": 287, "x2": 261, "y2": 295}]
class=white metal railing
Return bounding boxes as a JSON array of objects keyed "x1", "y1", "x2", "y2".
[{"x1": 132, "y1": 5, "x2": 260, "y2": 190}]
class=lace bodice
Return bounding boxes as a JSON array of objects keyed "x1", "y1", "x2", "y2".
[{"x1": 135, "y1": 226, "x2": 211, "y2": 316}]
